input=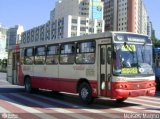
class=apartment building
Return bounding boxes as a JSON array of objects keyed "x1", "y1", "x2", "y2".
[
  {"x1": 21, "y1": 0, "x2": 104, "y2": 44},
  {"x1": 6, "y1": 25, "x2": 24, "y2": 50},
  {"x1": 103, "y1": 0, "x2": 148, "y2": 35}
]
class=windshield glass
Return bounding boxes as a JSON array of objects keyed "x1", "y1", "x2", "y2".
[{"x1": 113, "y1": 43, "x2": 154, "y2": 76}]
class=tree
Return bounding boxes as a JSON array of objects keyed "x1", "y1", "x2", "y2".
[{"x1": 151, "y1": 36, "x2": 160, "y2": 47}]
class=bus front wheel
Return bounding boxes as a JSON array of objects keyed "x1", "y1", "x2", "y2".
[
  {"x1": 116, "y1": 98, "x2": 127, "y2": 103},
  {"x1": 79, "y1": 82, "x2": 94, "y2": 104}
]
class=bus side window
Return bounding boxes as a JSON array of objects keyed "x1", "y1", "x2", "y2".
[
  {"x1": 60, "y1": 43, "x2": 75, "y2": 64},
  {"x1": 76, "y1": 41, "x2": 95, "y2": 64},
  {"x1": 46, "y1": 45, "x2": 59, "y2": 65},
  {"x1": 35, "y1": 46, "x2": 45, "y2": 64},
  {"x1": 24, "y1": 48, "x2": 34, "y2": 65}
]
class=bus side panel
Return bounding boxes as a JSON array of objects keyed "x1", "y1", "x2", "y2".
[
  {"x1": 59, "y1": 65, "x2": 77, "y2": 93},
  {"x1": 32, "y1": 65, "x2": 48, "y2": 89},
  {"x1": 58, "y1": 65, "x2": 97, "y2": 94},
  {"x1": 32, "y1": 65, "x2": 59, "y2": 91}
]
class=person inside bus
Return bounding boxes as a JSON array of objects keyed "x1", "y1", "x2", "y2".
[{"x1": 51, "y1": 59, "x2": 58, "y2": 64}]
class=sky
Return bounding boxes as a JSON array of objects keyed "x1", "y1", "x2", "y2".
[{"x1": 0, "y1": 0, "x2": 159, "y2": 39}]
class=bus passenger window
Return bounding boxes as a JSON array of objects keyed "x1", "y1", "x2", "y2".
[
  {"x1": 76, "y1": 41, "x2": 95, "y2": 64},
  {"x1": 60, "y1": 43, "x2": 75, "y2": 64},
  {"x1": 24, "y1": 48, "x2": 34, "y2": 65},
  {"x1": 46, "y1": 45, "x2": 59, "y2": 65},
  {"x1": 35, "y1": 46, "x2": 45, "y2": 64}
]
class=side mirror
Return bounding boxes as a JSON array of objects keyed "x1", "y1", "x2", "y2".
[{"x1": 107, "y1": 47, "x2": 112, "y2": 64}]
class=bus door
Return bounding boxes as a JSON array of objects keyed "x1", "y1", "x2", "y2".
[
  {"x1": 99, "y1": 45, "x2": 112, "y2": 96},
  {"x1": 12, "y1": 52, "x2": 20, "y2": 84}
]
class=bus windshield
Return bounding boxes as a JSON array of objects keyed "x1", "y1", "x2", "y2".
[{"x1": 113, "y1": 43, "x2": 154, "y2": 76}]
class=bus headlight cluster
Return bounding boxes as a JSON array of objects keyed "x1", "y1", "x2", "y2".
[{"x1": 115, "y1": 84, "x2": 128, "y2": 89}]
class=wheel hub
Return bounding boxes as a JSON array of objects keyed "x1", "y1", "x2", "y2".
[{"x1": 81, "y1": 88, "x2": 88, "y2": 99}]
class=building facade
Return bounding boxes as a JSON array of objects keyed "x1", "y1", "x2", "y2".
[
  {"x1": 21, "y1": 0, "x2": 104, "y2": 44},
  {"x1": 103, "y1": 0, "x2": 148, "y2": 35},
  {"x1": 6, "y1": 25, "x2": 24, "y2": 49},
  {"x1": 0, "y1": 25, "x2": 8, "y2": 59},
  {"x1": 140, "y1": 0, "x2": 148, "y2": 35}
]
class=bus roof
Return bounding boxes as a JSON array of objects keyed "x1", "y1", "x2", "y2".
[{"x1": 20, "y1": 31, "x2": 149, "y2": 48}]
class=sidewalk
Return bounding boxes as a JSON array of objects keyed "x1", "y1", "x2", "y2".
[
  {"x1": 0, "y1": 72, "x2": 24, "y2": 93},
  {"x1": 0, "y1": 72, "x2": 10, "y2": 86},
  {"x1": 0, "y1": 72, "x2": 6, "y2": 80}
]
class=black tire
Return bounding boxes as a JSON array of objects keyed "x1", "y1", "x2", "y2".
[
  {"x1": 25, "y1": 77, "x2": 32, "y2": 93},
  {"x1": 51, "y1": 90, "x2": 59, "y2": 94},
  {"x1": 79, "y1": 82, "x2": 94, "y2": 104},
  {"x1": 116, "y1": 98, "x2": 127, "y2": 103},
  {"x1": 24, "y1": 77, "x2": 39, "y2": 93},
  {"x1": 156, "y1": 77, "x2": 160, "y2": 91}
]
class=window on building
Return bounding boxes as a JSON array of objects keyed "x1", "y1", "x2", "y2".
[
  {"x1": 71, "y1": 32, "x2": 77, "y2": 37},
  {"x1": 80, "y1": 20, "x2": 86, "y2": 25},
  {"x1": 80, "y1": 27, "x2": 86, "y2": 31},
  {"x1": 72, "y1": 19, "x2": 77, "y2": 24},
  {"x1": 71, "y1": 26, "x2": 77, "y2": 30}
]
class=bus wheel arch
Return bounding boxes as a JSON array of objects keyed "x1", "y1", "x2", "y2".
[{"x1": 77, "y1": 78, "x2": 94, "y2": 104}]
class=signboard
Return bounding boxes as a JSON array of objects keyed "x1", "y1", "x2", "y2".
[{"x1": 114, "y1": 33, "x2": 151, "y2": 44}]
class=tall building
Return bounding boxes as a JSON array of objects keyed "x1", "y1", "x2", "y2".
[
  {"x1": 102, "y1": 0, "x2": 117, "y2": 31},
  {"x1": 6, "y1": 25, "x2": 24, "y2": 49},
  {"x1": 21, "y1": 0, "x2": 104, "y2": 44},
  {"x1": 0, "y1": 25, "x2": 8, "y2": 59},
  {"x1": 147, "y1": 17, "x2": 152, "y2": 38},
  {"x1": 147, "y1": 16, "x2": 155, "y2": 38},
  {"x1": 103, "y1": 0, "x2": 148, "y2": 35},
  {"x1": 50, "y1": 0, "x2": 104, "y2": 38},
  {"x1": 140, "y1": 0, "x2": 148, "y2": 35}
]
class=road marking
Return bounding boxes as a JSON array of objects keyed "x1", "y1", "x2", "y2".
[
  {"x1": 21, "y1": 93, "x2": 120, "y2": 119},
  {"x1": 11, "y1": 93, "x2": 93, "y2": 119},
  {"x1": 0, "y1": 106, "x2": 10, "y2": 113},
  {"x1": 127, "y1": 97, "x2": 160, "y2": 105},
  {"x1": 0, "y1": 95, "x2": 58, "y2": 119},
  {"x1": 126, "y1": 99, "x2": 160, "y2": 113}
]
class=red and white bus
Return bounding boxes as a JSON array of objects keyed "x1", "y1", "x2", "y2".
[{"x1": 7, "y1": 31, "x2": 156, "y2": 104}]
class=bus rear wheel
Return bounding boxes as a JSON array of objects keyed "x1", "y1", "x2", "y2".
[
  {"x1": 25, "y1": 77, "x2": 32, "y2": 93},
  {"x1": 25, "y1": 77, "x2": 38, "y2": 93},
  {"x1": 79, "y1": 82, "x2": 94, "y2": 104}
]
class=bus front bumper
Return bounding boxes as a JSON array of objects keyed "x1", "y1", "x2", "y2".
[{"x1": 112, "y1": 87, "x2": 156, "y2": 99}]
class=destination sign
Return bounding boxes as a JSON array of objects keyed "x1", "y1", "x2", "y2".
[{"x1": 114, "y1": 33, "x2": 151, "y2": 43}]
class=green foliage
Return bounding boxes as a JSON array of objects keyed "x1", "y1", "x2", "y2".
[{"x1": 151, "y1": 36, "x2": 160, "y2": 47}]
